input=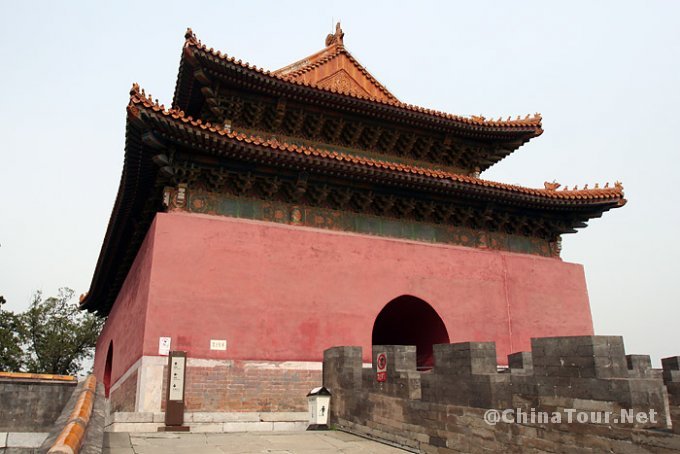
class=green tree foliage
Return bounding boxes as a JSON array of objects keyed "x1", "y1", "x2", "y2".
[
  {"x1": 23, "y1": 288, "x2": 104, "y2": 375},
  {"x1": 0, "y1": 295, "x2": 25, "y2": 372}
]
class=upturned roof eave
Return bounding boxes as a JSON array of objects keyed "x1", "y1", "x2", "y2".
[{"x1": 136, "y1": 86, "x2": 624, "y2": 207}]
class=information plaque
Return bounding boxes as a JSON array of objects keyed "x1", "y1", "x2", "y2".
[{"x1": 159, "y1": 351, "x2": 189, "y2": 431}]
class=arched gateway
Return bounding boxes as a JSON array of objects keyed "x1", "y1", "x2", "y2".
[
  {"x1": 103, "y1": 341, "x2": 113, "y2": 398},
  {"x1": 372, "y1": 296, "x2": 450, "y2": 370}
]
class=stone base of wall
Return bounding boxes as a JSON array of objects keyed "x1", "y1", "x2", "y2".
[
  {"x1": 106, "y1": 412, "x2": 309, "y2": 433},
  {"x1": 108, "y1": 356, "x2": 322, "y2": 414},
  {"x1": 110, "y1": 370, "x2": 137, "y2": 413},
  {"x1": 333, "y1": 393, "x2": 680, "y2": 453}
]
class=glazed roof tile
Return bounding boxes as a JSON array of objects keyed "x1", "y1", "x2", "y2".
[
  {"x1": 182, "y1": 29, "x2": 543, "y2": 135},
  {"x1": 130, "y1": 84, "x2": 624, "y2": 205},
  {"x1": 272, "y1": 23, "x2": 398, "y2": 102}
]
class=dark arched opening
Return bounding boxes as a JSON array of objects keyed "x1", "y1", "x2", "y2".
[
  {"x1": 103, "y1": 341, "x2": 113, "y2": 398},
  {"x1": 372, "y1": 295, "x2": 449, "y2": 370}
]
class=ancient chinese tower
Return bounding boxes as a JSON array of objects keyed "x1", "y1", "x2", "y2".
[{"x1": 83, "y1": 25, "x2": 625, "y2": 418}]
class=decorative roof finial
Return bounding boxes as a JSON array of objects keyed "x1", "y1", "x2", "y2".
[
  {"x1": 544, "y1": 181, "x2": 561, "y2": 191},
  {"x1": 325, "y1": 22, "x2": 344, "y2": 47}
]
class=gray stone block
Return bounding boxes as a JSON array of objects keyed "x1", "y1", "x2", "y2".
[
  {"x1": 626, "y1": 354, "x2": 653, "y2": 378},
  {"x1": 532, "y1": 336, "x2": 628, "y2": 379},
  {"x1": 6, "y1": 432, "x2": 48, "y2": 448},
  {"x1": 433, "y1": 342, "x2": 497, "y2": 375},
  {"x1": 663, "y1": 356, "x2": 680, "y2": 371},
  {"x1": 222, "y1": 421, "x2": 275, "y2": 432},
  {"x1": 532, "y1": 336, "x2": 623, "y2": 357},
  {"x1": 371, "y1": 345, "x2": 417, "y2": 376},
  {"x1": 665, "y1": 370, "x2": 680, "y2": 384},
  {"x1": 662, "y1": 357, "x2": 680, "y2": 384},
  {"x1": 111, "y1": 412, "x2": 154, "y2": 423},
  {"x1": 508, "y1": 352, "x2": 533, "y2": 374},
  {"x1": 259, "y1": 412, "x2": 308, "y2": 422},
  {"x1": 667, "y1": 382, "x2": 680, "y2": 403},
  {"x1": 323, "y1": 346, "x2": 363, "y2": 392},
  {"x1": 594, "y1": 354, "x2": 629, "y2": 379}
]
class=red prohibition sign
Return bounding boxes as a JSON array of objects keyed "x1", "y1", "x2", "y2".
[{"x1": 377, "y1": 353, "x2": 387, "y2": 371}]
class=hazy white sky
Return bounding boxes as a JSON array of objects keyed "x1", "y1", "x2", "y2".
[{"x1": 0, "y1": 1, "x2": 678, "y2": 365}]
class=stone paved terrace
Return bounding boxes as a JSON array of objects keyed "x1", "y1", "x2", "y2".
[{"x1": 103, "y1": 431, "x2": 409, "y2": 453}]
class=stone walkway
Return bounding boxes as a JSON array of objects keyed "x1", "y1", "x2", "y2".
[{"x1": 103, "y1": 431, "x2": 409, "y2": 453}]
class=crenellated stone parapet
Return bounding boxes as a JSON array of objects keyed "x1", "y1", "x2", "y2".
[
  {"x1": 365, "y1": 345, "x2": 422, "y2": 399},
  {"x1": 324, "y1": 336, "x2": 680, "y2": 453}
]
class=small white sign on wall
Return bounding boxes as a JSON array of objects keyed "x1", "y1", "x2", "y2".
[
  {"x1": 210, "y1": 339, "x2": 227, "y2": 351},
  {"x1": 159, "y1": 337, "x2": 171, "y2": 356}
]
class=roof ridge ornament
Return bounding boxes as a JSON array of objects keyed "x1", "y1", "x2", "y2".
[
  {"x1": 325, "y1": 22, "x2": 344, "y2": 47},
  {"x1": 130, "y1": 82, "x2": 140, "y2": 96},
  {"x1": 544, "y1": 181, "x2": 561, "y2": 191},
  {"x1": 557, "y1": 181, "x2": 624, "y2": 193}
]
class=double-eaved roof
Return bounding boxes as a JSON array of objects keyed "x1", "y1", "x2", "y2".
[
  {"x1": 80, "y1": 26, "x2": 625, "y2": 315},
  {"x1": 173, "y1": 26, "x2": 544, "y2": 173},
  {"x1": 131, "y1": 86, "x2": 623, "y2": 206}
]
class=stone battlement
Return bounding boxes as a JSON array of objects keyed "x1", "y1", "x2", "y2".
[{"x1": 324, "y1": 336, "x2": 680, "y2": 452}]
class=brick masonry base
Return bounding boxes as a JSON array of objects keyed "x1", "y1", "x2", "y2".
[
  {"x1": 107, "y1": 356, "x2": 321, "y2": 431},
  {"x1": 160, "y1": 361, "x2": 321, "y2": 412}
]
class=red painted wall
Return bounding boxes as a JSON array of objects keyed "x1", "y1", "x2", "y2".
[
  {"x1": 93, "y1": 222, "x2": 156, "y2": 385},
  {"x1": 115, "y1": 212, "x2": 593, "y2": 366}
]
